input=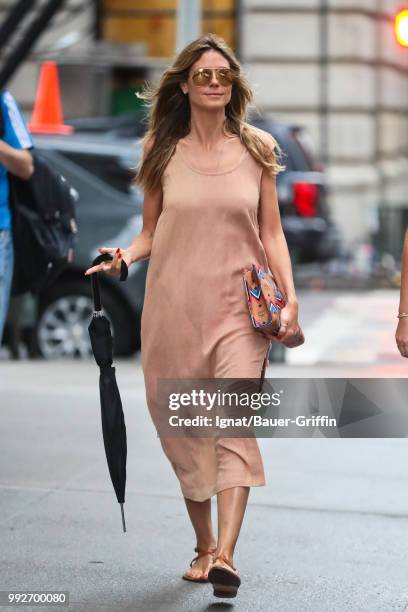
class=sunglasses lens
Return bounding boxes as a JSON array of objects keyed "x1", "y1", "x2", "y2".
[
  {"x1": 217, "y1": 70, "x2": 233, "y2": 85},
  {"x1": 192, "y1": 70, "x2": 211, "y2": 86},
  {"x1": 191, "y1": 69, "x2": 233, "y2": 86}
]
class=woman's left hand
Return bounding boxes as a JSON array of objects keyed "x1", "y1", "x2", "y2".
[{"x1": 275, "y1": 301, "x2": 299, "y2": 342}]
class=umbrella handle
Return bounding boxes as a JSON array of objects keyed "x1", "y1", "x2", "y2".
[{"x1": 90, "y1": 253, "x2": 128, "y2": 311}]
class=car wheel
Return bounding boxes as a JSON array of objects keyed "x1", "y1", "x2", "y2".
[{"x1": 33, "y1": 280, "x2": 140, "y2": 359}]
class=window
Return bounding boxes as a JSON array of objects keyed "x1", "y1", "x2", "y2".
[{"x1": 57, "y1": 150, "x2": 138, "y2": 195}]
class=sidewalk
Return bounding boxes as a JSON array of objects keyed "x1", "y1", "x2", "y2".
[{"x1": 1, "y1": 360, "x2": 408, "y2": 611}]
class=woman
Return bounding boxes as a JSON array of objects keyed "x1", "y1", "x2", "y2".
[{"x1": 85, "y1": 33, "x2": 300, "y2": 598}]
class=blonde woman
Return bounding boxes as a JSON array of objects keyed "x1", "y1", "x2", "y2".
[{"x1": 85, "y1": 33, "x2": 300, "y2": 598}]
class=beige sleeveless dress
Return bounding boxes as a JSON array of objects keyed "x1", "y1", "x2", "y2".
[{"x1": 140, "y1": 132, "x2": 272, "y2": 502}]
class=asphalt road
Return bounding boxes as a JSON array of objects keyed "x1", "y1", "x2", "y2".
[{"x1": 1, "y1": 355, "x2": 408, "y2": 611}]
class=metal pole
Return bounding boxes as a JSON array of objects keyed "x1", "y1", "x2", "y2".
[
  {"x1": 176, "y1": 0, "x2": 201, "y2": 53},
  {"x1": 93, "y1": 0, "x2": 103, "y2": 41},
  {"x1": 235, "y1": 0, "x2": 244, "y2": 61}
]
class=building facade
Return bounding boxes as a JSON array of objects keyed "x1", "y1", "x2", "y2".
[
  {"x1": 240, "y1": 0, "x2": 408, "y2": 249},
  {"x1": 1, "y1": 0, "x2": 407, "y2": 249}
]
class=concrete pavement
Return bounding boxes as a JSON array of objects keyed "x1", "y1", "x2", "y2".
[{"x1": 1, "y1": 358, "x2": 408, "y2": 611}]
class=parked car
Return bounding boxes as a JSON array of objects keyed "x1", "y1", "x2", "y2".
[
  {"x1": 249, "y1": 116, "x2": 341, "y2": 263},
  {"x1": 3, "y1": 132, "x2": 148, "y2": 359}
]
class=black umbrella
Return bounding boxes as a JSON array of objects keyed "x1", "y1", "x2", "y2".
[{"x1": 87, "y1": 253, "x2": 129, "y2": 532}]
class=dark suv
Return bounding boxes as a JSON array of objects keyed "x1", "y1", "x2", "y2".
[{"x1": 250, "y1": 116, "x2": 341, "y2": 263}]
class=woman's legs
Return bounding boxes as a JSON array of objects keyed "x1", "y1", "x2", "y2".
[
  {"x1": 183, "y1": 496, "x2": 217, "y2": 579},
  {"x1": 213, "y1": 485, "x2": 249, "y2": 571},
  {"x1": 183, "y1": 485, "x2": 250, "y2": 579}
]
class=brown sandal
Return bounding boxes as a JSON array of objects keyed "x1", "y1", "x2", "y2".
[
  {"x1": 208, "y1": 553, "x2": 241, "y2": 598},
  {"x1": 182, "y1": 545, "x2": 217, "y2": 583}
]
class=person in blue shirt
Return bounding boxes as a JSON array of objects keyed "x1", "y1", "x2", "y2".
[{"x1": 0, "y1": 90, "x2": 34, "y2": 345}]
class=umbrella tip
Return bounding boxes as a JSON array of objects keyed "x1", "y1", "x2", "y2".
[{"x1": 120, "y1": 502, "x2": 127, "y2": 532}]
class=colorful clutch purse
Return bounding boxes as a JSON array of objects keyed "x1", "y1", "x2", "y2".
[{"x1": 242, "y1": 264, "x2": 305, "y2": 348}]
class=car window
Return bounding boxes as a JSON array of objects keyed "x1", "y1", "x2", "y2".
[
  {"x1": 38, "y1": 147, "x2": 144, "y2": 213},
  {"x1": 286, "y1": 130, "x2": 315, "y2": 171},
  {"x1": 293, "y1": 129, "x2": 317, "y2": 163},
  {"x1": 56, "y1": 150, "x2": 138, "y2": 195},
  {"x1": 251, "y1": 119, "x2": 315, "y2": 173}
]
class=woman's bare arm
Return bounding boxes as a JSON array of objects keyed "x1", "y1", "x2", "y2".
[
  {"x1": 257, "y1": 132, "x2": 299, "y2": 341},
  {"x1": 396, "y1": 228, "x2": 408, "y2": 357},
  {"x1": 398, "y1": 229, "x2": 408, "y2": 313},
  {"x1": 258, "y1": 168, "x2": 297, "y2": 306},
  {"x1": 84, "y1": 137, "x2": 163, "y2": 276},
  {"x1": 124, "y1": 137, "x2": 163, "y2": 265}
]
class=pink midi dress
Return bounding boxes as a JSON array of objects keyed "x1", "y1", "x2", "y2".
[{"x1": 140, "y1": 130, "x2": 272, "y2": 502}]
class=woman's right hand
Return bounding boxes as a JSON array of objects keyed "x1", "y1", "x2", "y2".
[
  {"x1": 396, "y1": 317, "x2": 408, "y2": 358},
  {"x1": 83, "y1": 247, "x2": 132, "y2": 277}
]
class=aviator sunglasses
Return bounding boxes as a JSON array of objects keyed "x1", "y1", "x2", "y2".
[{"x1": 191, "y1": 67, "x2": 235, "y2": 87}]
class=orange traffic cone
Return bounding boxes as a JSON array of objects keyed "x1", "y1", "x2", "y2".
[{"x1": 29, "y1": 61, "x2": 73, "y2": 134}]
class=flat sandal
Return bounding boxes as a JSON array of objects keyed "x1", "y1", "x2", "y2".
[
  {"x1": 182, "y1": 545, "x2": 217, "y2": 583},
  {"x1": 207, "y1": 553, "x2": 241, "y2": 598}
]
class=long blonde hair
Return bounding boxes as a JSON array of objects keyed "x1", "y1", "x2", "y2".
[{"x1": 135, "y1": 33, "x2": 285, "y2": 192}]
